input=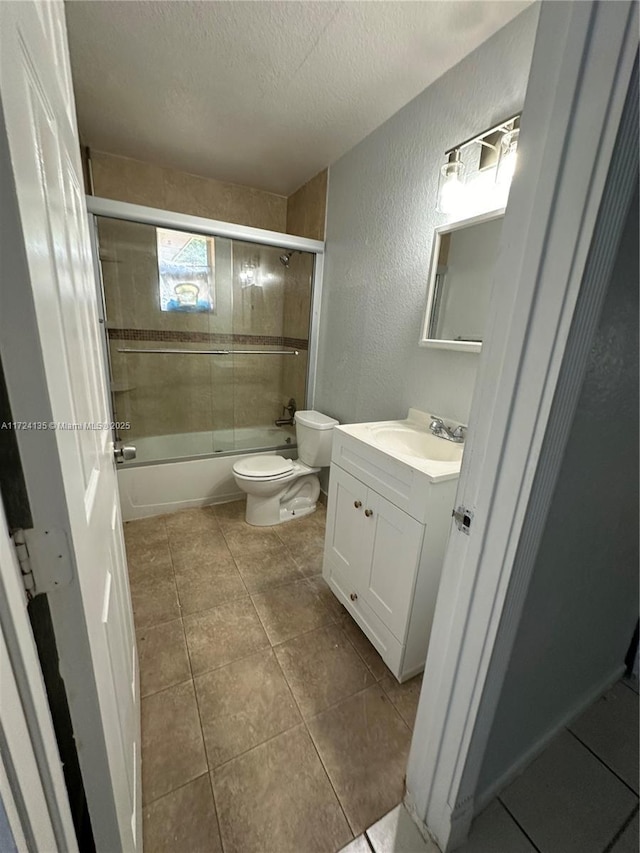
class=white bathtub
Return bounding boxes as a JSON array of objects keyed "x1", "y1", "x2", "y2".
[{"x1": 117, "y1": 425, "x2": 296, "y2": 520}]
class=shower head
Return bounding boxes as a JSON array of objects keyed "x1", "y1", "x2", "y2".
[{"x1": 279, "y1": 250, "x2": 299, "y2": 267}]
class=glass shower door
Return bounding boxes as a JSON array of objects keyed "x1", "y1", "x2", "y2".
[{"x1": 95, "y1": 215, "x2": 314, "y2": 465}]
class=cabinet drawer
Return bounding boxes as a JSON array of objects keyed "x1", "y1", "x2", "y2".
[
  {"x1": 331, "y1": 430, "x2": 430, "y2": 522},
  {"x1": 327, "y1": 559, "x2": 404, "y2": 677}
]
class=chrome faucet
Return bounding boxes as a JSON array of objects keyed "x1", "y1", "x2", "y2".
[
  {"x1": 429, "y1": 416, "x2": 466, "y2": 443},
  {"x1": 275, "y1": 398, "x2": 297, "y2": 427}
]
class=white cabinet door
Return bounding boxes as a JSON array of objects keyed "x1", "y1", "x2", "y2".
[
  {"x1": 364, "y1": 490, "x2": 424, "y2": 641},
  {"x1": 324, "y1": 466, "x2": 373, "y2": 597},
  {"x1": 0, "y1": 3, "x2": 140, "y2": 850}
]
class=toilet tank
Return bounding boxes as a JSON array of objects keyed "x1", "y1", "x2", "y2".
[{"x1": 295, "y1": 410, "x2": 339, "y2": 467}]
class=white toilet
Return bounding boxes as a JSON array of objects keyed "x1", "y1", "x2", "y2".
[{"x1": 232, "y1": 410, "x2": 338, "y2": 526}]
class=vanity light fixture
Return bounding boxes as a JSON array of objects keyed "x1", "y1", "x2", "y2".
[
  {"x1": 437, "y1": 114, "x2": 521, "y2": 217},
  {"x1": 496, "y1": 116, "x2": 521, "y2": 186},
  {"x1": 437, "y1": 149, "x2": 466, "y2": 214}
]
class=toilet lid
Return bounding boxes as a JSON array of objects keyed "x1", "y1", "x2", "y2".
[{"x1": 233, "y1": 456, "x2": 294, "y2": 479}]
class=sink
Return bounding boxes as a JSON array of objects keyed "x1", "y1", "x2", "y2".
[
  {"x1": 367, "y1": 424, "x2": 463, "y2": 463},
  {"x1": 335, "y1": 409, "x2": 465, "y2": 482}
]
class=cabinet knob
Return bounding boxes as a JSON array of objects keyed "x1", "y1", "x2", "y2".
[
  {"x1": 364, "y1": 509, "x2": 373, "y2": 517},
  {"x1": 350, "y1": 592, "x2": 358, "y2": 601},
  {"x1": 354, "y1": 500, "x2": 362, "y2": 509}
]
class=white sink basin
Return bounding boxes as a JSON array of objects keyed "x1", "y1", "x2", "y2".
[
  {"x1": 335, "y1": 410, "x2": 464, "y2": 482},
  {"x1": 367, "y1": 424, "x2": 463, "y2": 463}
]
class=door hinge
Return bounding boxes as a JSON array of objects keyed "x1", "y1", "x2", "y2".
[
  {"x1": 452, "y1": 505, "x2": 473, "y2": 535},
  {"x1": 11, "y1": 528, "x2": 73, "y2": 600}
]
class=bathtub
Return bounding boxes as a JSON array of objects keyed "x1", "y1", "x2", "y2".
[{"x1": 117, "y1": 424, "x2": 296, "y2": 520}]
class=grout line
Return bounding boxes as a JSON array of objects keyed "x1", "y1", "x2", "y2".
[
  {"x1": 140, "y1": 673, "x2": 193, "y2": 702},
  {"x1": 602, "y1": 803, "x2": 639, "y2": 853},
  {"x1": 362, "y1": 831, "x2": 376, "y2": 852},
  {"x1": 496, "y1": 797, "x2": 543, "y2": 853},
  {"x1": 174, "y1": 587, "x2": 226, "y2": 848},
  {"x1": 209, "y1": 719, "x2": 303, "y2": 777},
  {"x1": 565, "y1": 727, "x2": 639, "y2": 796},
  {"x1": 273, "y1": 646, "x2": 356, "y2": 839},
  {"x1": 141, "y1": 769, "x2": 210, "y2": 809}
]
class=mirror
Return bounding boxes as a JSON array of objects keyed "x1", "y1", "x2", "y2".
[{"x1": 420, "y1": 208, "x2": 504, "y2": 352}]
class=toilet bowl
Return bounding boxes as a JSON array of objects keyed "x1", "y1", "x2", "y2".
[{"x1": 232, "y1": 410, "x2": 338, "y2": 526}]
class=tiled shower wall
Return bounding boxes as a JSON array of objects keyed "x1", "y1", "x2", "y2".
[
  {"x1": 92, "y1": 153, "x2": 326, "y2": 442},
  {"x1": 90, "y1": 151, "x2": 288, "y2": 232}
]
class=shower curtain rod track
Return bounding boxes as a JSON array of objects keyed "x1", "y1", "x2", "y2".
[{"x1": 116, "y1": 347, "x2": 300, "y2": 356}]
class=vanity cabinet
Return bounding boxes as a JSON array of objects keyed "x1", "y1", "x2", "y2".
[{"x1": 323, "y1": 426, "x2": 459, "y2": 682}]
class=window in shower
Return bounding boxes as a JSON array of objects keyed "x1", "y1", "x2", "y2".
[{"x1": 157, "y1": 228, "x2": 215, "y2": 312}]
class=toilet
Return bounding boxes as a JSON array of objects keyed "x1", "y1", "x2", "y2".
[{"x1": 232, "y1": 410, "x2": 338, "y2": 526}]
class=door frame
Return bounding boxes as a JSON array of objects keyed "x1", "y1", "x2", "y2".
[
  {"x1": 85, "y1": 195, "x2": 326, "y2": 410},
  {"x1": 404, "y1": 2, "x2": 638, "y2": 850},
  {"x1": 0, "y1": 502, "x2": 77, "y2": 851}
]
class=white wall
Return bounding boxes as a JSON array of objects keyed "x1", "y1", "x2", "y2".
[
  {"x1": 315, "y1": 5, "x2": 539, "y2": 426},
  {"x1": 476, "y1": 190, "x2": 639, "y2": 803}
]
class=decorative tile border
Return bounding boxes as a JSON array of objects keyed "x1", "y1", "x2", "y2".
[{"x1": 107, "y1": 327, "x2": 308, "y2": 350}]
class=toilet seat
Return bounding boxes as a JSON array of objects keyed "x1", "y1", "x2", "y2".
[{"x1": 233, "y1": 455, "x2": 294, "y2": 480}]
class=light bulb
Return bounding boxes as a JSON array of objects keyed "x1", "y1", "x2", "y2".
[
  {"x1": 437, "y1": 152, "x2": 465, "y2": 215},
  {"x1": 497, "y1": 127, "x2": 519, "y2": 186}
]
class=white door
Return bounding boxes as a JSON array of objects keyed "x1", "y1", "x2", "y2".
[
  {"x1": 365, "y1": 492, "x2": 423, "y2": 640},
  {"x1": 0, "y1": 2, "x2": 140, "y2": 851}
]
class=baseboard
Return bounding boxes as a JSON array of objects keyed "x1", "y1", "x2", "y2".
[
  {"x1": 403, "y1": 790, "x2": 441, "y2": 851},
  {"x1": 474, "y1": 664, "x2": 626, "y2": 813}
]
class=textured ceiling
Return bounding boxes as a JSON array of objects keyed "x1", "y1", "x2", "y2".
[{"x1": 65, "y1": 0, "x2": 532, "y2": 196}]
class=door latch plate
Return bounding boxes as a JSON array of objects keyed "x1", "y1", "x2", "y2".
[{"x1": 452, "y1": 506, "x2": 473, "y2": 535}]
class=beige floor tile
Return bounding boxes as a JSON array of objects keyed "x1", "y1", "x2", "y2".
[
  {"x1": 275, "y1": 624, "x2": 375, "y2": 718},
  {"x1": 195, "y1": 648, "x2": 300, "y2": 768},
  {"x1": 306, "y1": 575, "x2": 347, "y2": 621},
  {"x1": 136, "y1": 618, "x2": 191, "y2": 698},
  {"x1": 252, "y1": 579, "x2": 334, "y2": 645},
  {"x1": 130, "y1": 563, "x2": 180, "y2": 630},
  {"x1": 169, "y1": 530, "x2": 231, "y2": 566},
  {"x1": 143, "y1": 774, "x2": 222, "y2": 853},
  {"x1": 213, "y1": 500, "x2": 246, "y2": 523},
  {"x1": 339, "y1": 614, "x2": 393, "y2": 681},
  {"x1": 164, "y1": 506, "x2": 220, "y2": 538},
  {"x1": 174, "y1": 553, "x2": 247, "y2": 615},
  {"x1": 290, "y1": 539, "x2": 325, "y2": 576},
  {"x1": 307, "y1": 685, "x2": 412, "y2": 835},
  {"x1": 124, "y1": 516, "x2": 167, "y2": 551},
  {"x1": 141, "y1": 680, "x2": 207, "y2": 804},
  {"x1": 379, "y1": 672, "x2": 424, "y2": 730},
  {"x1": 212, "y1": 725, "x2": 351, "y2": 853},
  {"x1": 222, "y1": 524, "x2": 282, "y2": 553},
  {"x1": 275, "y1": 514, "x2": 325, "y2": 548},
  {"x1": 233, "y1": 543, "x2": 303, "y2": 593},
  {"x1": 184, "y1": 598, "x2": 269, "y2": 675},
  {"x1": 126, "y1": 541, "x2": 173, "y2": 584}
]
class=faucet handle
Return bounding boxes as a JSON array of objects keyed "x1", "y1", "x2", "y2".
[
  {"x1": 429, "y1": 416, "x2": 444, "y2": 431},
  {"x1": 452, "y1": 425, "x2": 466, "y2": 441}
]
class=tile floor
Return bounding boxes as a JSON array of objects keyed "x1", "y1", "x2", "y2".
[
  {"x1": 343, "y1": 678, "x2": 639, "y2": 853},
  {"x1": 125, "y1": 500, "x2": 423, "y2": 853}
]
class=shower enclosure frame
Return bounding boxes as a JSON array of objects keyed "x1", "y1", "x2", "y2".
[{"x1": 85, "y1": 195, "x2": 325, "y2": 463}]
